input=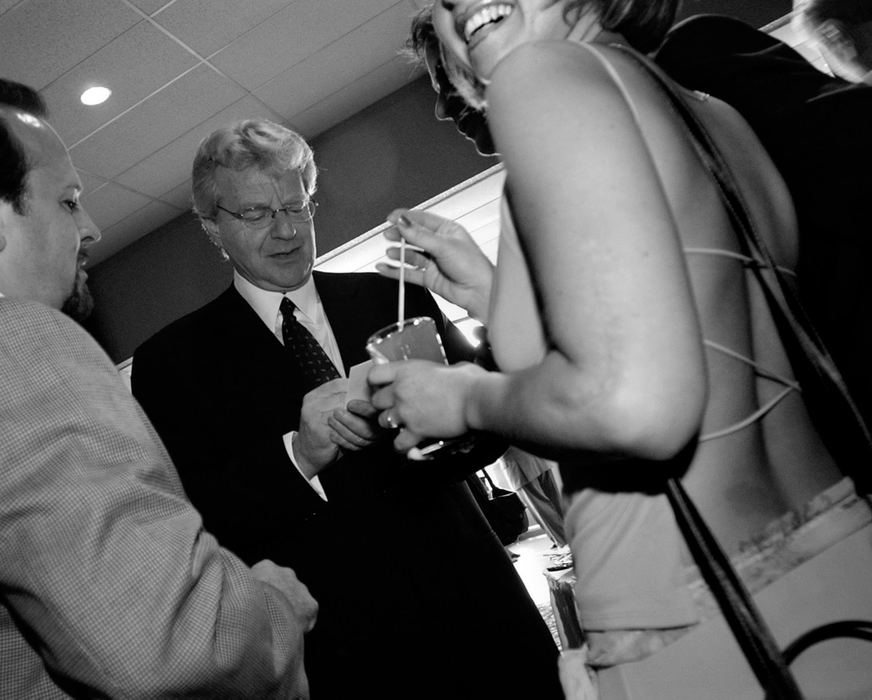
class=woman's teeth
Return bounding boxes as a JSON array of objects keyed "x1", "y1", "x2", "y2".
[{"x1": 463, "y1": 3, "x2": 513, "y2": 43}]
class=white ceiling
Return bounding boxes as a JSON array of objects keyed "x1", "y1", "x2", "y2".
[{"x1": 0, "y1": 0, "x2": 430, "y2": 265}]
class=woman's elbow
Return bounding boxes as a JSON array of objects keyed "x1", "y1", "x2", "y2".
[{"x1": 568, "y1": 376, "x2": 706, "y2": 461}]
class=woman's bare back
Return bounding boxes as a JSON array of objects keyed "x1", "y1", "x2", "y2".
[{"x1": 606, "y1": 47, "x2": 842, "y2": 550}]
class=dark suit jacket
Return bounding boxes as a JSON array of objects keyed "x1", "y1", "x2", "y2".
[
  {"x1": 656, "y1": 15, "x2": 872, "y2": 457},
  {"x1": 132, "y1": 271, "x2": 561, "y2": 699}
]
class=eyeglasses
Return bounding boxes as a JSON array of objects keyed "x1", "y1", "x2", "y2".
[{"x1": 216, "y1": 200, "x2": 317, "y2": 229}]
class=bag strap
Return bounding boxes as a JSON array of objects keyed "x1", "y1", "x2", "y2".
[
  {"x1": 664, "y1": 479, "x2": 802, "y2": 698},
  {"x1": 616, "y1": 43, "x2": 872, "y2": 698}
]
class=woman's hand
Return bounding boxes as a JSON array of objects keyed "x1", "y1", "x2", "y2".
[
  {"x1": 368, "y1": 359, "x2": 485, "y2": 453},
  {"x1": 377, "y1": 209, "x2": 495, "y2": 322}
]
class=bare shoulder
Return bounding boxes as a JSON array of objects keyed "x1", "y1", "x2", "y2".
[{"x1": 488, "y1": 40, "x2": 625, "y2": 108}]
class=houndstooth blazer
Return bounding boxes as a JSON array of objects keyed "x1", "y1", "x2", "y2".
[{"x1": 0, "y1": 298, "x2": 306, "y2": 698}]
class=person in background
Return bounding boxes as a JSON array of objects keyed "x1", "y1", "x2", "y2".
[
  {"x1": 0, "y1": 78, "x2": 316, "y2": 699},
  {"x1": 489, "y1": 446, "x2": 567, "y2": 549},
  {"x1": 656, "y1": 10, "x2": 872, "y2": 450},
  {"x1": 793, "y1": 0, "x2": 872, "y2": 84},
  {"x1": 131, "y1": 119, "x2": 562, "y2": 699},
  {"x1": 369, "y1": 1, "x2": 869, "y2": 695}
]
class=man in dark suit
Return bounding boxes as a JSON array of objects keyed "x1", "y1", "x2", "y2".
[
  {"x1": 0, "y1": 80, "x2": 316, "y2": 699},
  {"x1": 656, "y1": 14, "x2": 872, "y2": 465},
  {"x1": 132, "y1": 119, "x2": 561, "y2": 699}
]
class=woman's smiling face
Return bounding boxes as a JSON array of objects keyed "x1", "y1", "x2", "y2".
[{"x1": 432, "y1": 0, "x2": 577, "y2": 82}]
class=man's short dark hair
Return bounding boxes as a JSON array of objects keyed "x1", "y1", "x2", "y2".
[{"x1": 0, "y1": 78, "x2": 47, "y2": 214}]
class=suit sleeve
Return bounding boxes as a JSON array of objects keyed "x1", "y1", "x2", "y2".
[{"x1": 0, "y1": 306, "x2": 306, "y2": 698}]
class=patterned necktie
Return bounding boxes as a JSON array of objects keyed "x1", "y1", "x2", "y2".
[{"x1": 280, "y1": 297, "x2": 340, "y2": 392}]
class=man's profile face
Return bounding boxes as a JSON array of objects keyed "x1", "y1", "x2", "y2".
[
  {"x1": 209, "y1": 166, "x2": 317, "y2": 292},
  {"x1": 0, "y1": 110, "x2": 100, "y2": 316}
]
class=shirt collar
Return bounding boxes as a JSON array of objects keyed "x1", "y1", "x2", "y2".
[{"x1": 232, "y1": 270, "x2": 319, "y2": 331}]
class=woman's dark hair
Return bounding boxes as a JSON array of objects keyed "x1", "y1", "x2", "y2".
[{"x1": 0, "y1": 78, "x2": 47, "y2": 214}]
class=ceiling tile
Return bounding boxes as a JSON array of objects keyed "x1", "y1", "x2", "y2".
[
  {"x1": 80, "y1": 182, "x2": 152, "y2": 231},
  {"x1": 69, "y1": 64, "x2": 246, "y2": 178},
  {"x1": 210, "y1": 0, "x2": 400, "y2": 89},
  {"x1": 77, "y1": 169, "x2": 108, "y2": 196},
  {"x1": 290, "y1": 56, "x2": 423, "y2": 138},
  {"x1": 115, "y1": 94, "x2": 283, "y2": 198},
  {"x1": 92, "y1": 200, "x2": 184, "y2": 265},
  {"x1": 255, "y1": 1, "x2": 418, "y2": 118},
  {"x1": 153, "y1": 0, "x2": 294, "y2": 58},
  {"x1": 42, "y1": 21, "x2": 199, "y2": 145},
  {"x1": 0, "y1": 0, "x2": 140, "y2": 89},
  {"x1": 127, "y1": 0, "x2": 174, "y2": 15}
]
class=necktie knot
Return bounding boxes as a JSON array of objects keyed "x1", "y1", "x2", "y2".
[
  {"x1": 279, "y1": 296, "x2": 296, "y2": 321},
  {"x1": 280, "y1": 297, "x2": 340, "y2": 392}
]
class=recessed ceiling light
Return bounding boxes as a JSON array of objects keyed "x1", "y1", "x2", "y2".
[{"x1": 80, "y1": 86, "x2": 111, "y2": 106}]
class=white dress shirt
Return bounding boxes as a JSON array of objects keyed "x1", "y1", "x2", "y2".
[{"x1": 234, "y1": 271, "x2": 345, "y2": 500}]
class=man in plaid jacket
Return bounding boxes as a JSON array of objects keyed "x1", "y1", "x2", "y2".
[{"x1": 0, "y1": 78, "x2": 317, "y2": 698}]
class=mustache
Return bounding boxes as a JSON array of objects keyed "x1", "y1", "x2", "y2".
[{"x1": 64, "y1": 259, "x2": 95, "y2": 323}]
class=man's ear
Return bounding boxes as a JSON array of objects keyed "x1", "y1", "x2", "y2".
[
  {"x1": 817, "y1": 19, "x2": 859, "y2": 64},
  {"x1": 0, "y1": 201, "x2": 12, "y2": 253}
]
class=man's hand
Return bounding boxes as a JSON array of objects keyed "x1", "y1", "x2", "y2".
[
  {"x1": 250, "y1": 560, "x2": 318, "y2": 700},
  {"x1": 251, "y1": 560, "x2": 318, "y2": 633},
  {"x1": 294, "y1": 378, "x2": 347, "y2": 478},
  {"x1": 376, "y1": 209, "x2": 495, "y2": 322},
  {"x1": 327, "y1": 399, "x2": 387, "y2": 453}
]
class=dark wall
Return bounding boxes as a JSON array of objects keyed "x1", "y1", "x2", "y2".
[{"x1": 84, "y1": 75, "x2": 497, "y2": 363}]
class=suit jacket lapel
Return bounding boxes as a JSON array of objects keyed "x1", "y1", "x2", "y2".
[
  {"x1": 217, "y1": 285, "x2": 311, "y2": 400},
  {"x1": 218, "y1": 285, "x2": 281, "y2": 350}
]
